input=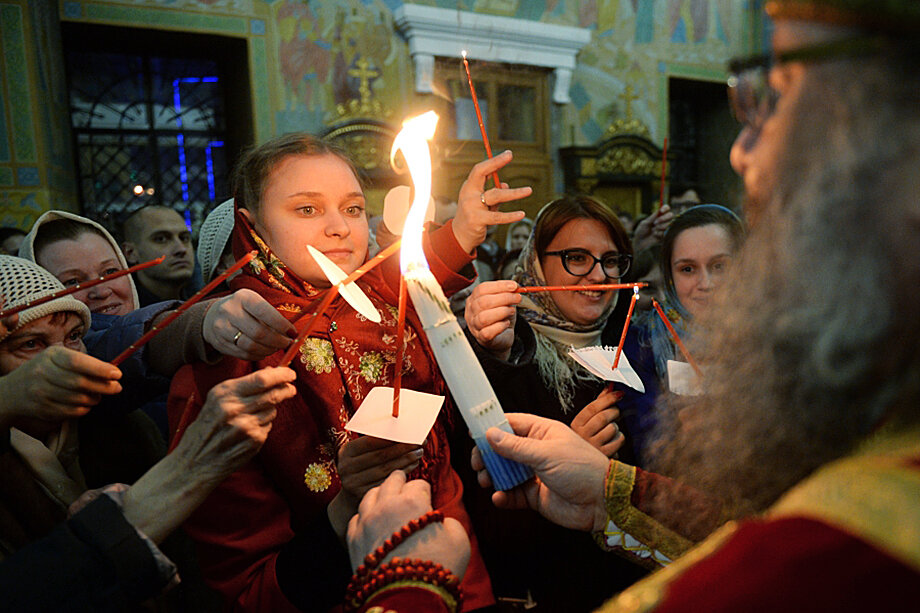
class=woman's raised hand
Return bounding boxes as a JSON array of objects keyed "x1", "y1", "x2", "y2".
[
  {"x1": 464, "y1": 280, "x2": 521, "y2": 361},
  {"x1": 452, "y1": 151, "x2": 532, "y2": 254}
]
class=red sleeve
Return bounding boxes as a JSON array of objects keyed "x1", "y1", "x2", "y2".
[
  {"x1": 654, "y1": 517, "x2": 920, "y2": 612},
  {"x1": 378, "y1": 219, "x2": 476, "y2": 300},
  {"x1": 631, "y1": 467, "x2": 723, "y2": 542}
]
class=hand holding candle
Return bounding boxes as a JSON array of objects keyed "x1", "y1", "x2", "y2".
[
  {"x1": 394, "y1": 110, "x2": 532, "y2": 490},
  {"x1": 110, "y1": 252, "x2": 256, "y2": 366}
]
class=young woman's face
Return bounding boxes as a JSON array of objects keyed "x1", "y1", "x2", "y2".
[
  {"x1": 670, "y1": 224, "x2": 734, "y2": 319},
  {"x1": 37, "y1": 233, "x2": 135, "y2": 316},
  {"x1": 246, "y1": 154, "x2": 368, "y2": 286},
  {"x1": 540, "y1": 218, "x2": 620, "y2": 325}
]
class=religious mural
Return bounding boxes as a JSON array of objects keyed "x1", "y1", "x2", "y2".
[{"x1": 0, "y1": 0, "x2": 757, "y2": 224}]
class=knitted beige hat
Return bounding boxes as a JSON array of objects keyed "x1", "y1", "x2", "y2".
[
  {"x1": 197, "y1": 198, "x2": 236, "y2": 283},
  {"x1": 0, "y1": 256, "x2": 92, "y2": 344}
]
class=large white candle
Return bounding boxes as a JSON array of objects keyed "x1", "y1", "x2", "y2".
[{"x1": 392, "y1": 111, "x2": 531, "y2": 490}]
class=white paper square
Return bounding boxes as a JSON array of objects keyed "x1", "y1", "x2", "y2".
[
  {"x1": 346, "y1": 387, "x2": 445, "y2": 445},
  {"x1": 568, "y1": 346, "x2": 645, "y2": 393},
  {"x1": 667, "y1": 360, "x2": 702, "y2": 396}
]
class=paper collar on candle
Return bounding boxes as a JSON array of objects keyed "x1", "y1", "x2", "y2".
[
  {"x1": 568, "y1": 346, "x2": 645, "y2": 393},
  {"x1": 667, "y1": 360, "x2": 702, "y2": 396},
  {"x1": 346, "y1": 387, "x2": 444, "y2": 445},
  {"x1": 307, "y1": 245, "x2": 381, "y2": 323}
]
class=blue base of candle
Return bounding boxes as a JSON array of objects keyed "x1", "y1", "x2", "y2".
[{"x1": 473, "y1": 437, "x2": 533, "y2": 491}]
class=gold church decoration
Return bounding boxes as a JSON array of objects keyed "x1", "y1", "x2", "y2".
[{"x1": 334, "y1": 58, "x2": 391, "y2": 123}]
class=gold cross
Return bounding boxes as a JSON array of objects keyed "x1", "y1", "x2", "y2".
[
  {"x1": 348, "y1": 58, "x2": 378, "y2": 104},
  {"x1": 619, "y1": 84, "x2": 639, "y2": 120}
]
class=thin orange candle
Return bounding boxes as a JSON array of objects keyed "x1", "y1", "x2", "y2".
[
  {"x1": 279, "y1": 240, "x2": 402, "y2": 367},
  {"x1": 612, "y1": 286, "x2": 640, "y2": 370},
  {"x1": 111, "y1": 251, "x2": 256, "y2": 366},
  {"x1": 651, "y1": 298, "x2": 703, "y2": 379},
  {"x1": 391, "y1": 275, "x2": 408, "y2": 417},
  {"x1": 516, "y1": 282, "x2": 647, "y2": 294},
  {"x1": 0, "y1": 256, "x2": 165, "y2": 319},
  {"x1": 461, "y1": 51, "x2": 502, "y2": 189},
  {"x1": 658, "y1": 137, "x2": 668, "y2": 212}
]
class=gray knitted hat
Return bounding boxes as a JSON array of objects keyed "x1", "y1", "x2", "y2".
[
  {"x1": 0, "y1": 255, "x2": 92, "y2": 344},
  {"x1": 197, "y1": 198, "x2": 236, "y2": 283}
]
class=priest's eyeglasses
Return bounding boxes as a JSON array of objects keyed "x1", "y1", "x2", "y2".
[
  {"x1": 727, "y1": 36, "x2": 887, "y2": 131},
  {"x1": 543, "y1": 249, "x2": 632, "y2": 279}
]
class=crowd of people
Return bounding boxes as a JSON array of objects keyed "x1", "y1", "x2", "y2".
[{"x1": 0, "y1": 0, "x2": 918, "y2": 611}]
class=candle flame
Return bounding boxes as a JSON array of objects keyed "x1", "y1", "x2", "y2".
[
  {"x1": 390, "y1": 111, "x2": 439, "y2": 273},
  {"x1": 461, "y1": 49, "x2": 468, "y2": 58}
]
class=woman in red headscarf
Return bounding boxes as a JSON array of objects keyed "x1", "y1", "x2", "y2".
[{"x1": 167, "y1": 134, "x2": 530, "y2": 612}]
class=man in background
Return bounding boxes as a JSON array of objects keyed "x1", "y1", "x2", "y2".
[{"x1": 122, "y1": 206, "x2": 197, "y2": 306}]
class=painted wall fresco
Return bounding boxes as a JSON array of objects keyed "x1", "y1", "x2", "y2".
[{"x1": 0, "y1": 0, "x2": 761, "y2": 219}]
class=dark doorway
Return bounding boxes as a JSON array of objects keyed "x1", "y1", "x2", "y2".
[
  {"x1": 668, "y1": 77, "x2": 743, "y2": 209},
  {"x1": 61, "y1": 22, "x2": 253, "y2": 234}
]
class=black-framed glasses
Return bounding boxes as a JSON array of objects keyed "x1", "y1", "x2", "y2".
[
  {"x1": 543, "y1": 249, "x2": 631, "y2": 279},
  {"x1": 727, "y1": 36, "x2": 886, "y2": 131}
]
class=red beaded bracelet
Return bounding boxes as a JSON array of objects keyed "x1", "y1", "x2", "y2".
[
  {"x1": 354, "y1": 509, "x2": 444, "y2": 578},
  {"x1": 344, "y1": 557, "x2": 462, "y2": 612}
]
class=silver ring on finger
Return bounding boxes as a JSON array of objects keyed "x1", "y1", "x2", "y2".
[
  {"x1": 480, "y1": 191, "x2": 487, "y2": 206},
  {"x1": 233, "y1": 330, "x2": 243, "y2": 345}
]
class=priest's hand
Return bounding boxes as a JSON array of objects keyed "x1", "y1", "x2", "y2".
[
  {"x1": 347, "y1": 470, "x2": 470, "y2": 578},
  {"x1": 452, "y1": 150, "x2": 531, "y2": 254},
  {"x1": 472, "y1": 413, "x2": 609, "y2": 533},
  {"x1": 0, "y1": 346, "x2": 122, "y2": 430},
  {"x1": 464, "y1": 280, "x2": 520, "y2": 361},
  {"x1": 202, "y1": 288, "x2": 295, "y2": 360},
  {"x1": 570, "y1": 387, "x2": 626, "y2": 458}
]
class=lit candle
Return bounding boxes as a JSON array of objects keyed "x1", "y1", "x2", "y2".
[
  {"x1": 516, "y1": 282, "x2": 647, "y2": 294},
  {"x1": 0, "y1": 256, "x2": 165, "y2": 319},
  {"x1": 612, "y1": 286, "x2": 640, "y2": 370},
  {"x1": 111, "y1": 252, "x2": 256, "y2": 366},
  {"x1": 392, "y1": 276, "x2": 408, "y2": 417},
  {"x1": 651, "y1": 298, "x2": 703, "y2": 378},
  {"x1": 461, "y1": 51, "x2": 502, "y2": 189},
  {"x1": 392, "y1": 110, "x2": 531, "y2": 491}
]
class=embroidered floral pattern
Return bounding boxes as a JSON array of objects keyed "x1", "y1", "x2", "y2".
[
  {"x1": 300, "y1": 338, "x2": 335, "y2": 374},
  {"x1": 358, "y1": 352, "x2": 385, "y2": 382},
  {"x1": 277, "y1": 303, "x2": 302, "y2": 315},
  {"x1": 303, "y1": 462, "x2": 332, "y2": 492}
]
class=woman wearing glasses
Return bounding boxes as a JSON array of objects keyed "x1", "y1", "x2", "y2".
[{"x1": 456, "y1": 195, "x2": 652, "y2": 612}]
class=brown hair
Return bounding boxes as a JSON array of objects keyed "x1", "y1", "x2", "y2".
[
  {"x1": 232, "y1": 133, "x2": 363, "y2": 217},
  {"x1": 534, "y1": 194, "x2": 632, "y2": 261},
  {"x1": 34, "y1": 218, "x2": 109, "y2": 263}
]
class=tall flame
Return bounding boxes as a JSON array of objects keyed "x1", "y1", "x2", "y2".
[{"x1": 390, "y1": 111, "x2": 439, "y2": 273}]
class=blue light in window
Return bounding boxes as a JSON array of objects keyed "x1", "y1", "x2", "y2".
[
  {"x1": 172, "y1": 77, "x2": 219, "y2": 203},
  {"x1": 205, "y1": 140, "x2": 224, "y2": 201}
]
